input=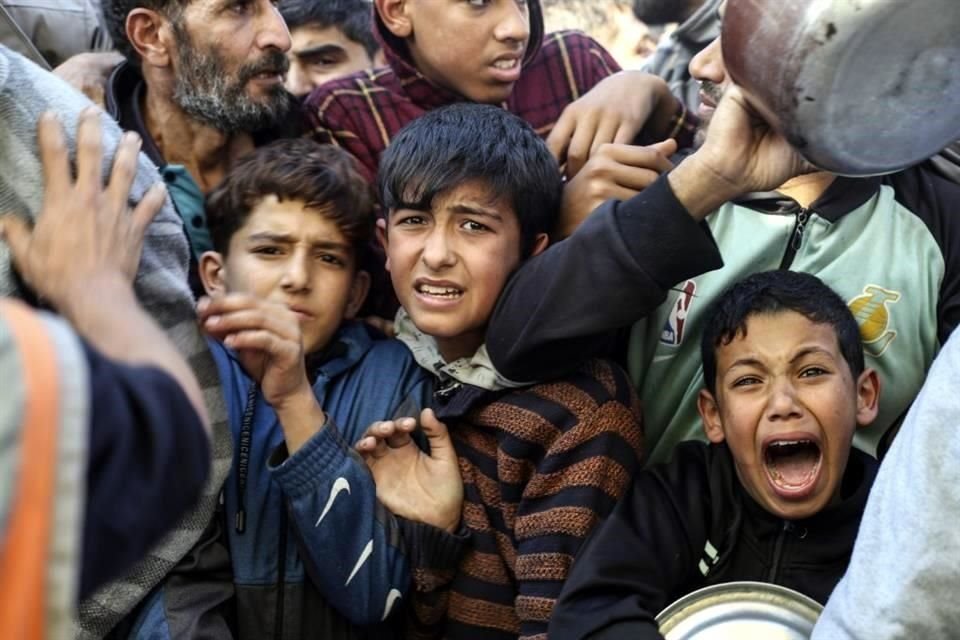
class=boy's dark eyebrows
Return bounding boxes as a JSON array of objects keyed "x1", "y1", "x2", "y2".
[
  {"x1": 247, "y1": 231, "x2": 297, "y2": 244},
  {"x1": 246, "y1": 231, "x2": 351, "y2": 252},
  {"x1": 790, "y1": 346, "x2": 835, "y2": 363},
  {"x1": 449, "y1": 203, "x2": 504, "y2": 221},
  {"x1": 726, "y1": 356, "x2": 765, "y2": 371},
  {"x1": 294, "y1": 43, "x2": 346, "y2": 59}
]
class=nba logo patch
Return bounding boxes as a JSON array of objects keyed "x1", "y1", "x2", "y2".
[{"x1": 661, "y1": 280, "x2": 697, "y2": 346}]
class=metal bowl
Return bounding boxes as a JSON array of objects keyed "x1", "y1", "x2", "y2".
[
  {"x1": 723, "y1": 0, "x2": 960, "y2": 176},
  {"x1": 655, "y1": 581, "x2": 823, "y2": 639}
]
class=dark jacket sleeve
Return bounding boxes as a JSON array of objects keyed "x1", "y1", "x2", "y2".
[
  {"x1": 485, "y1": 176, "x2": 724, "y2": 382},
  {"x1": 548, "y1": 442, "x2": 714, "y2": 640},
  {"x1": 80, "y1": 341, "x2": 210, "y2": 599},
  {"x1": 885, "y1": 164, "x2": 960, "y2": 342}
]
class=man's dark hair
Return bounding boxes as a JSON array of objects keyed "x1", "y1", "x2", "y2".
[
  {"x1": 279, "y1": 0, "x2": 379, "y2": 58},
  {"x1": 205, "y1": 138, "x2": 374, "y2": 258},
  {"x1": 102, "y1": 0, "x2": 186, "y2": 62},
  {"x1": 700, "y1": 270, "x2": 865, "y2": 395},
  {"x1": 377, "y1": 103, "x2": 561, "y2": 255}
]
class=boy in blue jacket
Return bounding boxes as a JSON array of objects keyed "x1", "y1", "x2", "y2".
[{"x1": 126, "y1": 139, "x2": 460, "y2": 639}]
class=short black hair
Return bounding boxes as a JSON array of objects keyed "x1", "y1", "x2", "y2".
[
  {"x1": 102, "y1": 0, "x2": 187, "y2": 62},
  {"x1": 205, "y1": 138, "x2": 374, "y2": 258},
  {"x1": 700, "y1": 270, "x2": 864, "y2": 395},
  {"x1": 377, "y1": 103, "x2": 561, "y2": 255},
  {"x1": 279, "y1": 0, "x2": 379, "y2": 58}
]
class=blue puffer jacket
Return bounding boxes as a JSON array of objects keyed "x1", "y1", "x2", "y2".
[{"x1": 126, "y1": 321, "x2": 435, "y2": 640}]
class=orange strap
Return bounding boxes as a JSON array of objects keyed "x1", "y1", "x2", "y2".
[{"x1": 0, "y1": 300, "x2": 63, "y2": 639}]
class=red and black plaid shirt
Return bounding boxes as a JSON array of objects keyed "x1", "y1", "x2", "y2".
[{"x1": 304, "y1": 28, "x2": 627, "y2": 183}]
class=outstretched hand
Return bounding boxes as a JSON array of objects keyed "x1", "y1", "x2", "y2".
[
  {"x1": 558, "y1": 139, "x2": 677, "y2": 238},
  {"x1": 356, "y1": 409, "x2": 463, "y2": 533},
  {"x1": 547, "y1": 71, "x2": 677, "y2": 179},
  {"x1": 0, "y1": 109, "x2": 167, "y2": 312},
  {"x1": 198, "y1": 293, "x2": 309, "y2": 407},
  {"x1": 199, "y1": 293, "x2": 324, "y2": 453}
]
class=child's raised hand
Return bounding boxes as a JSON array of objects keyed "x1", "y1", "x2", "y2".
[
  {"x1": 198, "y1": 293, "x2": 310, "y2": 408},
  {"x1": 547, "y1": 71, "x2": 676, "y2": 179},
  {"x1": 557, "y1": 139, "x2": 676, "y2": 238},
  {"x1": 355, "y1": 409, "x2": 463, "y2": 533}
]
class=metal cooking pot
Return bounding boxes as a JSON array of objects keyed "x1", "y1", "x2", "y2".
[
  {"x1": 656, "y1": 581, "x2": 823, "y2": 639},
  {"x1": 722, "y1": 0, "x2": 960, "y2": 176}
]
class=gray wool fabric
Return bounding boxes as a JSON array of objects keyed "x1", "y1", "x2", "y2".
[{"x1": 0, "y1": 45, "x2": 232, "y2": 638}]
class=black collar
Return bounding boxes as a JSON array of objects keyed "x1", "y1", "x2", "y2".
[{"x1": 735, "y1": 175, "x2": 883, "y2": 223}]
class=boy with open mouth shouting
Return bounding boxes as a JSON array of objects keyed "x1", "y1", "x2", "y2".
[{"x1": 549, "y1": 270, "x2": 881, "y2": 640}]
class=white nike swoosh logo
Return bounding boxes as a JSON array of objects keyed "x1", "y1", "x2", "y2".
[
  {"x1": 315, "y1": 477, "x2": 351, "y2": 527},
  {"x1": 653, "y1": 355, "x2": 674, "y2": 363},
  {"x1": 345, "y1": 539, "x2": 373, "y2": 586},
  {"x1": 382, "y1": 588, "x2": 402, "y2": 620}
]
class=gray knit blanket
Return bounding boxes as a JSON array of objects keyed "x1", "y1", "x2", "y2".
[{"x1": 0, "y1": 45, "x2": 232, "y2": 639}]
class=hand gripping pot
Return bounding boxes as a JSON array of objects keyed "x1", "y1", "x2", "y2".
[
  {"x1": 656, "y1": 581, "x2": 823, "y2": 639},
  {"x1": 722, "y1": 0, "x2": 960, "y2": 176}
]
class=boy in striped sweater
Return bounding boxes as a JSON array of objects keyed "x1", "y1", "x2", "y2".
[{"x1": 356, "y1": 103, "x2": 645, "y2": 639}]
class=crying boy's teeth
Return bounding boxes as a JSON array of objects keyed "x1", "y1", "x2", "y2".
[{"x1": 417, "y1": 283, "x2": 462, "y2": 297}]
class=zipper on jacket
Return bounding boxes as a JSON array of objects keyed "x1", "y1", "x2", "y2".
[
  {"x1": 778, "y1": 206, "x2": 811, "y2": 269},
  {"x1": 236, "y1": 383, "x2": 258, "y2": 534},
  {"x1": 434, "y1": 379, "x2": 461, "y2": 402},
  {"x1": 767, "y1": 521, "x2": 794, "y2": 583},
  {"x1": 275, "y1": 503, "x2": 288, "y2": 638}
]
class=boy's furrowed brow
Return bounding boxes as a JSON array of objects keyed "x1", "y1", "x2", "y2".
[
  {"x1": 726, "y1": 357, "x2": 764, "y2": 372},
  {"x1": 449, "y1": 204, "x2": 504, "y2": 221},
  {"x1": 295, "y1": 43, "x2": 345, "y2": 59},
  {"x1": 246, "y1": 232, "x2": 350, "y2": 251},
  {"x1": 790, "y1": 346, "x2": 835, "y2": 364},
  {"x1": 247, "y1": 231, "x2": 296, "y2": 244}
]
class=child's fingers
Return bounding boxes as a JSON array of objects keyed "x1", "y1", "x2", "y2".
[
  {"x1": 202, "y1": 307, "x2": 299, "y2": 342},
  {"x1": 362, "y1": 434, "x2": 391, "y2": 461},
  {"x1": 565, "y1": 113, "x2": 601, "y2": 179},
  {"x1": 546, "y1": 110, "x2": 576, "y2": 163},
  {"x1": 420, "y1": 409, "x2": 455, "y2": 460},
  {"x1": 222, "y1": 329, "x2": 299, "y2": 360},
  {"x1": 613, "y1": 123, "x2": 636, "y2": 146},
  {"x1": 359, "y1": 420, "x2": 388, "y2": 441},
  {"x1": 651, "y1": 138, "x2": 679, "y2": 158},
  {"x1": 370, "y1": 418, "x2": 415, "y2": 449},
  {"x1": 355, "y1": 436, "x2": 378, "y2": 453},
  {"x1": 589, "y1": 118, "x2": 620, "y2": 161},
  {"x1": 197, "y1": 292, "x2": 264, "y2": 317}
]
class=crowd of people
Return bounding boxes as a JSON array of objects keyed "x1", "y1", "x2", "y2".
[{"x1": 1, "y1": 0, "x2": 958, "y2": 639}]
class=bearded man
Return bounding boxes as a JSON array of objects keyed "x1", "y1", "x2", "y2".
[{"x1": 101, "y1": 0, "x2": 297, "y2": 267}]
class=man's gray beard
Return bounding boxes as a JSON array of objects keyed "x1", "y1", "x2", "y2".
[{"x1": 171, "y1": 27, "x2": 294, "y2": 134}]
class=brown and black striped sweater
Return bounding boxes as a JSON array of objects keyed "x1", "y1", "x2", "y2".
[{"x1": 410, "y1": 358, "x2": 644, "y2": 640}]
